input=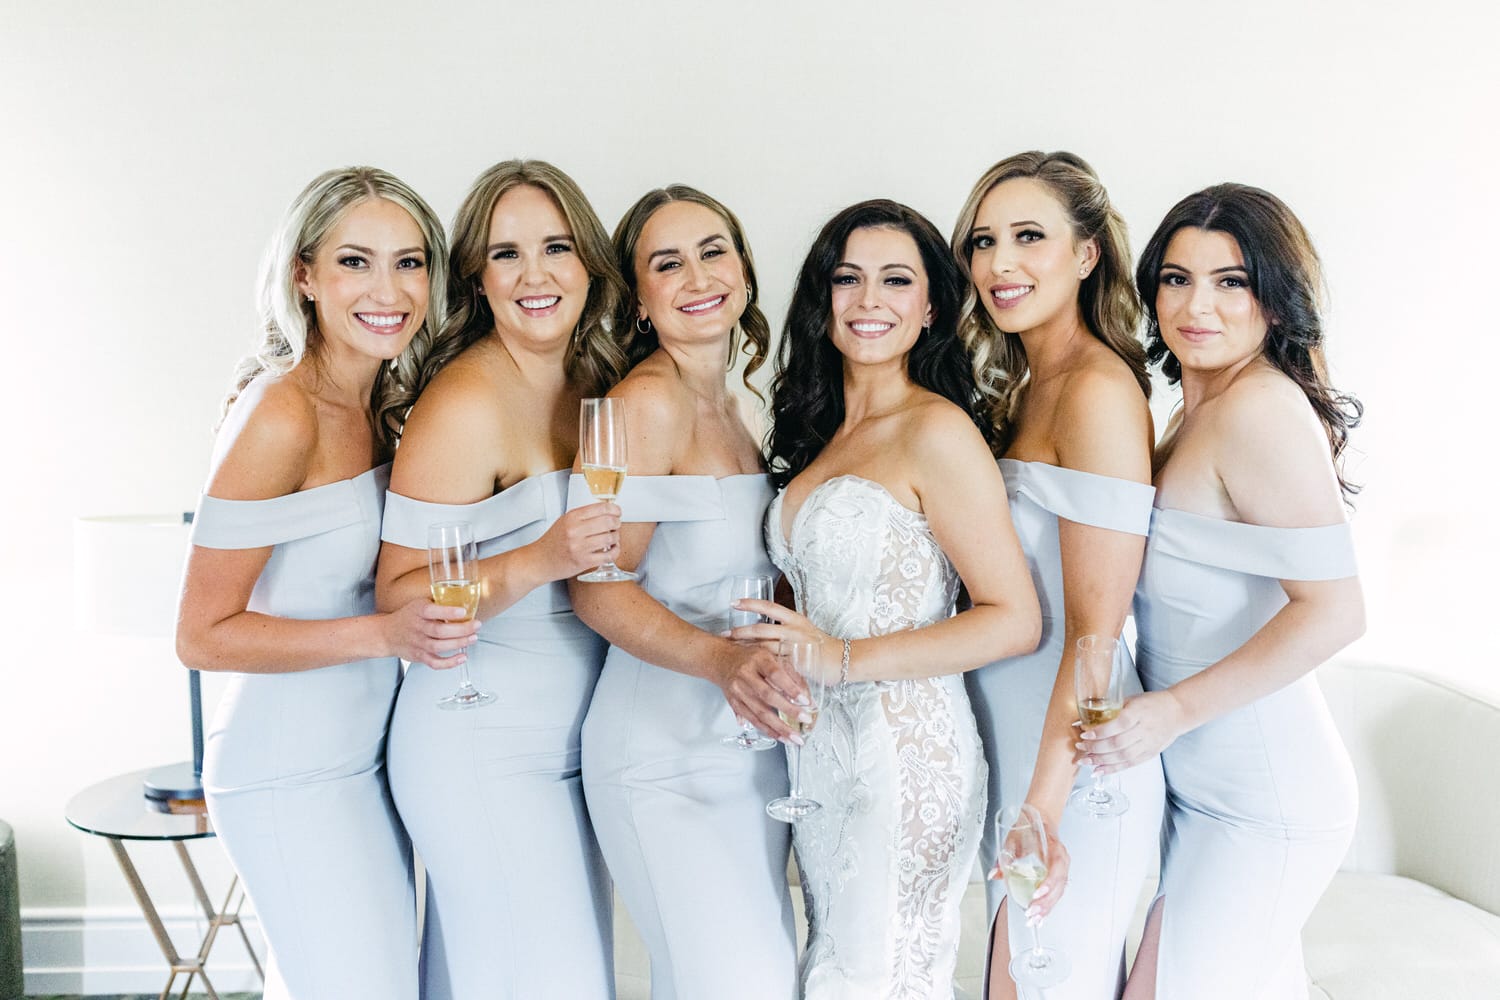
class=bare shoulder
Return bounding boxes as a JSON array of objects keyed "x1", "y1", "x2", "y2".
[
  {"x1": 1213, "y1": 364, "x2": 1323, "y2": 450},
  {"x1": 1054, "y1": 355, "x2": 1152, "y2": 480},
  {"x1": 610, "y1": 357, "x2": 691, "y2": 474},
  {"x1": 611, "y1": 358, "x2": 690, "y2": 430},
  {"x1": 208, "y1": 373, "x2": 316, "y2": 500},
  {"x1": 405, "y1": 343, "x2": 507, "y2": 437},
  {"x1": 1214, "y1": 364, "x2": 1343, "y2": 525},
  {"x1": 904, "y1": 393, "x2": 991, "y2": 466}
]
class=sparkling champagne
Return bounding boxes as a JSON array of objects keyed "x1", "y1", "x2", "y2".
[
  {"x1": 430, "y1": 578, "x2": 480, "y2": 622},
  {"x1": 1078, "y1": 698, "x2": 1122, "y2": 728},
  {"x1": 1004, "y1": 855, "x2": 1048, "y2": 908},
  {"x1": 583, "y1": 464, "x2": 626, "y2": 500},
  {"x1": 778, "y1": 705, "x2": 820, "y2": 736}
]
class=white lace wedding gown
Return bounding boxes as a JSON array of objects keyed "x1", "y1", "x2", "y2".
[{"x1": 767, "y1": 475, "x2": 987, "y2": 1000}]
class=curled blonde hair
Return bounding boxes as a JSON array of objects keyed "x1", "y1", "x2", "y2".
[
  {"x1": 951, "y1": 151, "x2": 1148, "y2": 449},
  {"x1": 222, "y1": 166, "x2": 449, "y2": 451},
  {"x1": 419, "y1": 159, "x2": 628, "y2": 397}
]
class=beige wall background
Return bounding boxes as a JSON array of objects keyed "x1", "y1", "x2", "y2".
[{"x1": 2, "y1": 0, "x2": 1496, "y2": 984}]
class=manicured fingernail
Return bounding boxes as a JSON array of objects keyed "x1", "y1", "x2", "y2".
[
  {"x1": 796, "y1": 710, "x2": 812, "y2": 725},
  {"x1": 795, "y1": 694, "x2": 811, "y2": 707},
  {"x1": 1025, "y1": 912, "x2": 1039, "y2": 927},
  {"x1": 788, "y1": 734, "x2": 804, "y2": 747},
  {"x1": 1033, "y1": 884, "x2": 1051, "y2": 900}
]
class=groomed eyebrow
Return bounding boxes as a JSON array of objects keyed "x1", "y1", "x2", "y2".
[
  {"x1": 647, "y1": 233, "x2": 727, "y2": 263},
  {"x1": 1160, "y1": 261, "x2": 1249, "y2": 275},
  {"x1": 1008, "y1": 220, "x2": 1043, "y2": 228},
  {"x1": 834, "y1": 261, "x2": 919, "y2": 275},
  {"x1": 486, "y1": 234, "x2": 574, "y2": 252},
  {"x1": 337, "y1": 243, "x2": 425, "y2": 256}
]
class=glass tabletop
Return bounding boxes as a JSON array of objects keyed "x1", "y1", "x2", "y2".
[{"x1": 65, "y1": 768, "x2": 215, "y2": 841}]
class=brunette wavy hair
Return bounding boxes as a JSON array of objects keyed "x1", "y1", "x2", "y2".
[
  {"x1": 610, "y1": 185, "x2": 770, "y2": 394},
  {"x1": 1136, "y1": 182, "x2": 1363, "y2": 501},
  {"x1": 951, "y1": 150, "x2": 1148, "y2": 452},
  {"x1": 416, "y1": 159, "x2": 628, "y2": 398},
  {"x1": 766, "y1": 199, "x2": 989, "y2": 490}
]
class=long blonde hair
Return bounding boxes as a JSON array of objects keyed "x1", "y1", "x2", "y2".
[
  {"x1": 951, "y1": 151, "x2": 1148, "y2": 449},
  {"x1": 418, "y1": 159, "x2": 628, "y2": 397},
  {"x1": 221, "y1": 166, "x2": 449, "y2": 451}
]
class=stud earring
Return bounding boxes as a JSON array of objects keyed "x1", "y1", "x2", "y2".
[{"x1": 306, "y1": 293, "x2": 315, "y2": 302}]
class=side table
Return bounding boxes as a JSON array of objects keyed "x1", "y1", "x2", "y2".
[{"x1": 64, "y1": 769, "x2": 263, "y2": 1000}]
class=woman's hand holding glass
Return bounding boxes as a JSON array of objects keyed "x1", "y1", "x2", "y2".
[
  {"x1": 379, "y1": 596, "x2": 480, "y2": 668},
  {"x1": 726, "y1": 598, "x2": 844, "y2": 686},
  {"x1": 1075, "y1": 686, "x2": 1191, "y2": 775},
  {"x1": 723, "y1": 575, "x2": 780, "y2": 751},
  {"x1": 713, "y1": 638, "x2": 811, "y2": 745},
  {"x1": 992, "y1": 803, "x2": 1072, "y2": 988},
  {"x1": 534, "y1": 499, "x2": 622, "y2": 583}
]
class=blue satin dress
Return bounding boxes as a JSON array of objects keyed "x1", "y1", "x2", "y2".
[
  {"x1": 570, "y1": 474, "x2": 797, "y2": 1000},
  {"x1": 194, "y1": 464, "x2": 417, "y2": 1000},
  {"x1": 966, "y1": 459, "x2": 1167, "y2": 998},
  {"x1": 381, "y1": 469, "x2": 613, "y2": 999},
  {"x1": 1134, "y1": 508, "x2": 1359, "y2": 1000}
]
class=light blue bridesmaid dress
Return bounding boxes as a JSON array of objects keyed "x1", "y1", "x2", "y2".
[
  {"x1": 381, "y1": 469, "x2": 613, "y2": 999},
  {"x1": 1134, "y1": 507, "x2": 1359, "y2": 1000},
  {"x1": 194, "y1": 464, "x2": 417, "y2": 1000},
  {"x1": 965, "y1": 459, "x2": 1166, "y2": 998},
  {"x1": 569, "y1": 474, "x2": 798, "y2": 1000}
]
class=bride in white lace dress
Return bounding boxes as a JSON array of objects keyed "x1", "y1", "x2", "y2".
[{"x1": 735, "y1": 201, "x2": 1042, "y2": 999}]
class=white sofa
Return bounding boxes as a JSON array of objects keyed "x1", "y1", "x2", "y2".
[{"x1": 613, "y1": 661, "x2": 1500, "y2": 998}]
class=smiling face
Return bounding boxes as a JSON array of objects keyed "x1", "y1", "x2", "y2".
[
  {"x1": 1154, "y1": 227, "x2": 1269, "y2": 375},
  {"x1": 296, "y1": 197, "x2": 429, "y2": 365},
  {"x1": 632, "y1": 200, "x2": 748, "y2": 349},
  {"x1": 828, "y1": 225, "x2": 932, "y2": 370},
  {"x1": 479, "y1": 184, "x2": 589, "y2": 350},
  {"x1": 968, "y1": 177, "x2": 1096, "y2": 335}
]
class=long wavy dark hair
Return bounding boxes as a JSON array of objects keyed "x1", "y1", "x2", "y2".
[
  {"x1": 1137, "y1": 183, "x2": 1363, "y2": 501},
  {"x1": 611, "y1": 184, "x2": 769, "y2": 395},
  {"x1": 767, "y1": 199, "x2": 989, "y2": 490}
]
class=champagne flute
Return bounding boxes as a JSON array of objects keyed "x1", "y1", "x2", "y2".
[
  {"x1": 428, "y1": 522, "x2": 495, "y2": 711},
  {"x1": 577, "y1": 397, "x2": 637, "y2": 583},
  {"x1": 722, "y1": 574, "x2": 778, "y2": 751},
  {"x1": 997, "y1": 803, "x2": 1071, "y2": 989},
  {"x1": 766, "y1": 640, "x2": 827, "y2": 822},
  {"x1": 1069, "y1": 633, "x2": 1130, "y2": 817}
]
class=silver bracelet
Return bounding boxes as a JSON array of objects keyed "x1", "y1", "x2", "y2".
[{"x1": 840, "y1": 637, "x2": 852, "y2": 684}]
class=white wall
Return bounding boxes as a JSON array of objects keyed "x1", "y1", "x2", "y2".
[{"x1": 3, "y1": 0, "x2": 1496, "y2": 979}]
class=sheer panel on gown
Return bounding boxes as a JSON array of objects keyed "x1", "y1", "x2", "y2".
[{"x1": 767, "y1": 475, "x2": 986, "y2": 1000}]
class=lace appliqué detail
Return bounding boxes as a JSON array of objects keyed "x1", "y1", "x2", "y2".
[{"x1": 768, "y1": 476, "x2": 986, "y2": 1000}]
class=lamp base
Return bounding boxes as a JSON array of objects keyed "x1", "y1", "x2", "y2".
[{"x1": 142, "y1": 762, "x2": 203, "y2": 803}]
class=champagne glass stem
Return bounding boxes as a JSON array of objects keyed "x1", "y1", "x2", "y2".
[
  {"x1": 1030, "y1": 920, "x2": 1047, "y2": 963},
  {"x1": 789, "y1": 743, "x2": 803, "y2": 800},
  {"x1": 457, "y1": 650, "x2": 476, "y2": 694}
]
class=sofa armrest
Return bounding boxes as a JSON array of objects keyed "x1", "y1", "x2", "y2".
[{"x1": 1319, "y1": 661, "x2": 1500, "y2": 915}]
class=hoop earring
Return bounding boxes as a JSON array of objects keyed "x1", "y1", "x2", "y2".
[
  {"x1": 635, "y1": 315, "x2": 652, "y2": 335},
  {"x1": 745, "y1": 283, "x2": 754, "y2": 304}
]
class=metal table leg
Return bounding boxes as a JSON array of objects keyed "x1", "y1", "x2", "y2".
[{"x1": 105, "y1": 838, "x2": 263, "y2": 999}]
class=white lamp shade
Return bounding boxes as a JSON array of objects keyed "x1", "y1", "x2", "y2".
[{"x1": 74, "y1": 513, "x2": 192, "y2": 637}]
